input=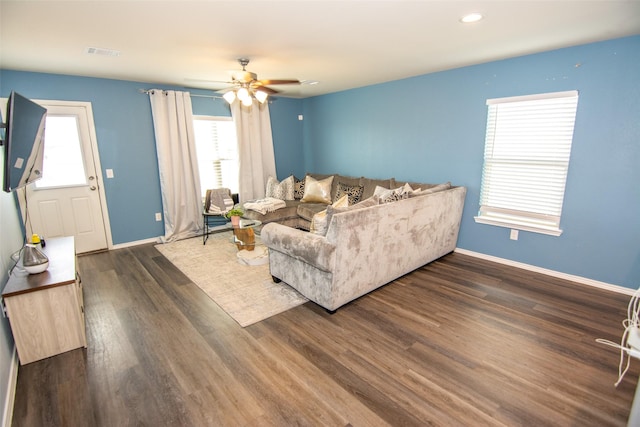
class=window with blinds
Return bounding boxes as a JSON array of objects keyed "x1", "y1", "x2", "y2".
[
  {"x1": 193, "y1": 116, "x2": 239, "y2": 198},
  {"x1": 474, "y1": 90, "x2": 579, "y2": 236}
]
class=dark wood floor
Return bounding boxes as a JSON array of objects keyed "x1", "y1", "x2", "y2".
[{"x1": 10, "y1": 243, "x2": 639, "y2": 426}]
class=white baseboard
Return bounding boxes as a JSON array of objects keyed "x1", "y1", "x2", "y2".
[
  {"x1": 111, "y1": 237, "x2": 161, "y2": 250},
  {"x1": 2, "y1": 348, "x2": 18, "y2": 427},
  {"x1": 454, "y1": 248, "x2": 636, "y2": 296}
]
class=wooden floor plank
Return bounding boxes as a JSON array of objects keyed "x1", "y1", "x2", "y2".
[{"x1": 9, "y1": 247, "x2": 639, "y2": 426}]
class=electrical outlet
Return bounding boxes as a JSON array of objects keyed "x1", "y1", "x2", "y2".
[
  {"x1": 155, "y1": 212, "x2": 162, "y2": 221},
  {"x1": 628, "y1": 327, "x2": 640, "y2": 351},
  {"x1": 510, "y1": 229, "x2": 519, "y2": 240}
]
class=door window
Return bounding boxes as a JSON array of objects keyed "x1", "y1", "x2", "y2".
[{"x1": 35, "y1": 115, "x2": 87, "y2": 188}]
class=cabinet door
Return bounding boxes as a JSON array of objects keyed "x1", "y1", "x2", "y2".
[{"x1": 6, "y1": 283, "x2": 86, "y2": 364}]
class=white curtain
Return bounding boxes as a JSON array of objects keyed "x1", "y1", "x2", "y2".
[
  {"x1": 231, "y1": 102, "x2": 277, "y2": 202},
  {"x1": 149, "y1": 90, "x2": 202, "y2": 242}
]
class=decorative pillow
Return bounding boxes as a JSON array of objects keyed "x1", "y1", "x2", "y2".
[
  {"x1": 334, "y1": 182, "x2": 364, "y2": 205},
  {"x1": 294, "y1": 176, "x2": 305, "y2": 200},
  {"x1": 310, "y1": 195, "x2": 348, "y2": 235},
  {"x1": 301, "y1": 175, "x2": 334, "y2": 204},
  {"x1": 265, "y1": 175, "x2": 295, "y2": 200},
  {"x1": 326, "y1": 195, "x2": 379, "y2": 223},
  {"x1": 374, "y1": 183, "x2": 416, "y2": 203},
  {"x1": 373, "y1": 185, "x2": 390, "y2": 197}
]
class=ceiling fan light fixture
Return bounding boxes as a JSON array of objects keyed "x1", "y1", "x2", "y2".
[
  {"x1": 223, "y1": 91, "x2": 236, "y2": 104},
  {"x1": 237, "y1": 87, "x2": 250, "y2": 101},
  {"x1": 219, "y1": 58, "x2": 299, "y2": 105},
  {"x1": 255, "y1": 90, "x2": 268, "y2": 104},
  {"x1": 241, "y1": 95, "x2": 253, "y2": 107}
]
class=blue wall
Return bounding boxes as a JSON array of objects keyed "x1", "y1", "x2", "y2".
[
  {"x1": 1, "y1": 35, "x2": 638, "y2": 289},
  {"x1": 0, "y1": 71, "x2": 304, "y2": 245},
  {"x1": 302, "y1": 35, "x2": 640, "y2": 289}
]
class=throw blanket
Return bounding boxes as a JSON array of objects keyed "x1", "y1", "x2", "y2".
[
  {"x1": 207, "y1": 188, "x2": 234, "y2": 215},
  {"x1": 244, "y1": 197, "x2": 286, "y2": 215}
]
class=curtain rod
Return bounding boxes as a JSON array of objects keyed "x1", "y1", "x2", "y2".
[
  {"x1": 137, "y1": 89, "x2": 223, "y2": 100},
  {"x1": 137, "y1": 88, "x2": 277, "y2": 104}
]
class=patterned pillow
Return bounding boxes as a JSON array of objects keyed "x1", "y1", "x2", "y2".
[
  {"x1": 334, "y1": 182, "x2": 364, "y2": 205},
  {"x1": 294, "y1": 176, "x2": 305, "y2": 200},
  {"x1": 266, "y1": 175, "x2": 295, "y2": 200},
  {"x1": 301, "y1": 175, "x2": 333, "y2": 204}
]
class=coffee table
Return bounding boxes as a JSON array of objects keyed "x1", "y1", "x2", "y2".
[{"x1": 230, "y1": 218, "x2": 261, "y2": 251}]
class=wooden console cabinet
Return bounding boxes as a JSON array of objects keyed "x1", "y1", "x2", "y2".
[{"x1": 2, "y1": 236, "x2": 87, "y2": 365}]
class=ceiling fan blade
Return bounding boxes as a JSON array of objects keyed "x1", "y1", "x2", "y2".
[
  {"x1": 257, "y1": 79, "x2": 300, "y2": 85},
  {"x1": 214, "y1": 87, "x2": 238, "y2": 94},
  {"x1": 232, "y1": 70, "x2": 258, "y2": 83},
  {"x1": 252, "y1": 85, "x2": 279, "y2": 94}
]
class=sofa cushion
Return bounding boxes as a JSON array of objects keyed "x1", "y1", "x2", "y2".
[
  {"x1": 297, "y1": 202, "x2": 328, "y2": 222},
  {"x1": 301, "y1": 175, "x2": 334, "y2": 204},
  {"x1": 334, "y1": 181, "x2": 364, "y2": 205},
  {"x1": 266, "y1": 175, "x2": 295, "y2": 200},
  {"x1": 243, "y1": 200, "x2": 301, "y2": 223},
  {"x1": 325, "y1": 195, "x2": 379, "y2": 232},
  {"x1": 408, "y1": 182, "x2": 452, "y2": 197},
  {"x1": 361, "y1": 177, "x2": 395, "y2": 199}
]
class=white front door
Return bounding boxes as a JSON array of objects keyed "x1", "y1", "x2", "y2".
[{"x1": 19, "y1": 101, "x2": 111, "y2": 254}]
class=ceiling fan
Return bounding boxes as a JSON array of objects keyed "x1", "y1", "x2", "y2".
[{"x1": 215, "y1": 58, "x2": 300, "y2": 106}]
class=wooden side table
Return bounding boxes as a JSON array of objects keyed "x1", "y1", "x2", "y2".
[{"x1": 2, "y1": 236, "x2": 86, "y2": 365}]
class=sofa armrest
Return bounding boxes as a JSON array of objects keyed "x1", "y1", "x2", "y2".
[{"x1": 261, "y1": 223, "x2": 336, "y2": 273}]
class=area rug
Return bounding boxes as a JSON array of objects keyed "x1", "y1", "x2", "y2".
[{"x1": 155, "y1": 231, "x2": 307, "y2": 327}]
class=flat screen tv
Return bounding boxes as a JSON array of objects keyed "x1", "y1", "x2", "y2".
[{"x1": 2, "y1": 91, "x2": 47, "y2": 192}]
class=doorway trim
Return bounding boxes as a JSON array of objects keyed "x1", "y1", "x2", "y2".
[{"x1": 32, "y1": 99, "x2": 113, "y2": 250}]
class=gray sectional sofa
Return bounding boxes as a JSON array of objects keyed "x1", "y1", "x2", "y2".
[
  {"x1": 250, "y1": 173, "x2": 466, "y2": 312},
  {"x1": 243, "y1": 173, "x2": 397, "y2": 231}
]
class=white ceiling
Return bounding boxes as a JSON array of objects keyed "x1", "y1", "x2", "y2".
[{"x1": 1, "y1": 1, "x2": 639, "y2": 98}]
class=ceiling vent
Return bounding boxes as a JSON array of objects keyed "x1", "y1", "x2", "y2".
[{"x1": 85, "y1": 47, "x2": 121, "y2": 57}]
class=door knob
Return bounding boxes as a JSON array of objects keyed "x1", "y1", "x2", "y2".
[{"x1": 90, "y1": 186, "x2": 97, "y2": 191}]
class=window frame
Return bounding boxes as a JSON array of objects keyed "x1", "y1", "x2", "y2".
[
  {"x1": 474, "y1": 90, "x2": 579, "y2": 236},
  {"x1": 192, "y1": 115, "x2": 239, "y2": 199}
]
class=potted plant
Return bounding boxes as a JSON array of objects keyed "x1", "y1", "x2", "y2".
[{"x1": 226, "y1": 207, "x2": 244, "y2": 226}]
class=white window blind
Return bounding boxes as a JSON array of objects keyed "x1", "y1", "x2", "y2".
[
  {"x1": 475, "y1": 90, "x2": 579, "y2": 236},
  {"x1": 193, "y1": 116, "x2": 239, "y2": 198}
]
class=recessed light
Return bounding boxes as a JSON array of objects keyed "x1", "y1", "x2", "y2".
[
  {"x1": 460, "y1": 13, "x2": 483, "y2": 23},
  {"x1": 85, "y1": 47, "x2": 121, "y2": 57}
]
